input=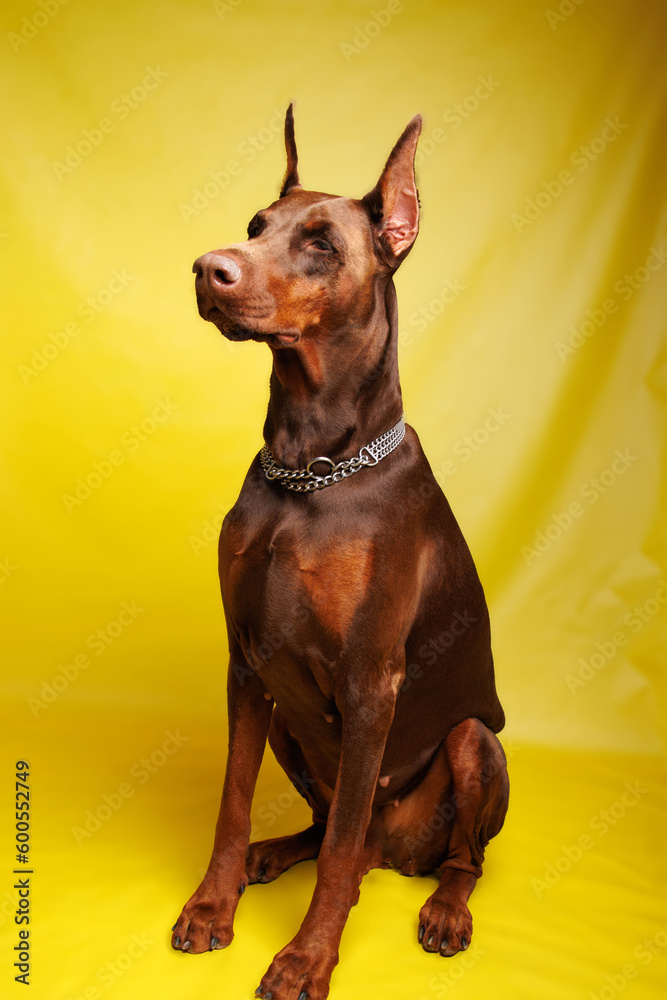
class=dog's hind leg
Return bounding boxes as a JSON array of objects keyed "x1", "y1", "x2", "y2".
[
  {"x1": 246, "y1": 707, "x2": 329, "y2": 884},
  {"x1": 417, "y1": 717, "x2": 509, "y2": 956},
  {"x1": 246, "y1": 824, "x2": 325, "y2": 883}
]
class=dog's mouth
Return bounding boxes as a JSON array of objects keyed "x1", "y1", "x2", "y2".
[{"x1": 206, "y1": 307, "x2": 299, "y2": 347}]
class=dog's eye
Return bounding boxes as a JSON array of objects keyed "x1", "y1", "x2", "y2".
[
  {"x1": 247, "y1": 218, "x2": 263, "y2": 239},
  {"x1": 311, "y1": 238, "x2": 333, "y2": 252}
]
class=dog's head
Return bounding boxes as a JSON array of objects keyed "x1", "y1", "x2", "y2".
[{"x1": 193, "y1": 105, "x2": 422, "y2": 348}]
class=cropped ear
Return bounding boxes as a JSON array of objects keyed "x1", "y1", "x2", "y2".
[
  {"x1": 362, "y1": 114, "x2": 422, "y2": 265},
  {"x1": 280, "y1": 103, "x2": 302, "y2": 198}
]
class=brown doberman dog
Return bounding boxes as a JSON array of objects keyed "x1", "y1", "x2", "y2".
[{"x1": 172, "y1": 106, "x2": 509, "y2": 1000}]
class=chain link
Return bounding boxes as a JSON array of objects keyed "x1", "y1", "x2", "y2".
[{"x1": 259, "y1": 417, "x2": 406, "y2": 492}]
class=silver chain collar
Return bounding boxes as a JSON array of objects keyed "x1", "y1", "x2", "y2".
[{"x1": 259, "y1": 416, "x2": 406, "y2": 492}]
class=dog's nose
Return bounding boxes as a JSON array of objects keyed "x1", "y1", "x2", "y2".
[{"x1": 192, "y1": 253, "x2": 242, "y2": 288}]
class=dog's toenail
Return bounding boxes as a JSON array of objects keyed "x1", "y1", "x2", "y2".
[
  {"x1": 257, "y1": 867, "x2": 266, "y2": 879},
  {"x1": 299, "y1": 992, "x2": 308, "y2": 1000},
  {"x1": 427, "y1": 935, "x2": 434, "y2": 946},
  {"x1": 174, "y1": 936, "x2": 182, "y2": 946},
  {"x1": 239, "y1": 884, "x2": 245, "y2": 894},
  {"x1": 460, "y1": 937, "x2": 468, "y2": 950},
  {"x1": 264, "y1": 993, "x2": 273, "y2": 999},
  {"x1": 210, "y1": 937, "x2": 219, "y2": 949},
  {"x1": 254, "y1": 990, "x2": 262, "y2": 998},
  {"x1": 171, "y1": 923, "x2": 177, "y2": 931},
  {"x1": 418, "y1": 924, "x2": 425, "y2": 942},
  {"x1": 440, "y1": 939, "x2": 448, "y2": 952},
  {"x1": 182, "y1": 940, "x2": 191, "y2": 950}
]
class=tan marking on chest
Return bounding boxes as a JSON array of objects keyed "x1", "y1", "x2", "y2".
[{"x1": 297, "y1": 538, "x2": 373, "y2": 640}]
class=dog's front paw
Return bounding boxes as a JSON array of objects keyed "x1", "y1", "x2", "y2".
[
  {"x1": 171, "y1": 879, "x2": 243, "y2": 955},
  {"x1": 255, "y1": 940, "x2": 337, "y2": 1000},
  {"x1": 418, "y1": 892, "x2": 472, "y2": 957}
]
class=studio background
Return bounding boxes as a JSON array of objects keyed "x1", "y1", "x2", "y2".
[{"x1": 1, "y1": 0, "x2": 665, "y2": 998}]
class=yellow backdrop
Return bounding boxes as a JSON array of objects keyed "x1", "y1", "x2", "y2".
[{"x1": 2, "y1": 0, "x2": 666, "y2": 998}]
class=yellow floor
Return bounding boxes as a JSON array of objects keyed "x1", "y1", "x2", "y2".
[{"x1": 3, "y1": 700, "x2": 664, "y2": 1000}]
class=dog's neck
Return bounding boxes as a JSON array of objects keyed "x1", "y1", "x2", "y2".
[{"x1": 262, "y1": 280, "x2": 403, "y2": 469}]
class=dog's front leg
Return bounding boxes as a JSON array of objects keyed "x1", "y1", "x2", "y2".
[
  {"x1": 255, "y1": 677, "x2": 397, "y2": 1000},
  {"x1": 172, "y1": 644, "x2": 272, "y2": 954}
]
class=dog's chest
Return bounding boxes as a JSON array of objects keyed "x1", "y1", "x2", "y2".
[{"x1": 219, "y1": 505, "x2": 376, "y2": 693}]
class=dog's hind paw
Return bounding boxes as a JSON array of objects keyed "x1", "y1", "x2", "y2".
[
  {"x1": 246, "y1": 825, "x2": 324, "y2": 884},
  {"x1": 418, "y1": 892, "x2": 472, "y2": 957}
]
